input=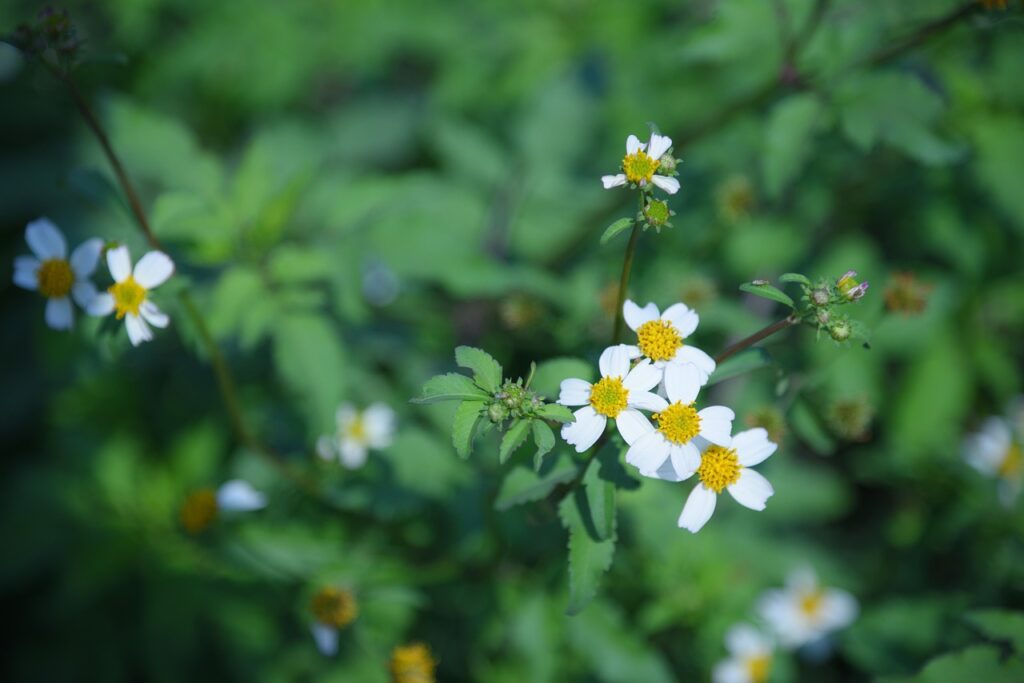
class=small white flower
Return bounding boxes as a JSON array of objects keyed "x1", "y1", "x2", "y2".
[
  {"x1": 963, "y1": 415, "x2": 1023, "y2": 506},
  {"x1": 216, "y1": 479, "x2": 268, "y2": 512},
  {"x1": 88, "y1": 244, "x2": 174, "y2": 346},
  {"x1": 758, "y1": 567, "x2": 858, "y2": 649},
  {"x1": 557, "y1": 344, "x2": 663, "y2": 453},
  {"x1": 309, "y1": 586, "x2": 358, "y2": 657},
  {"x1": 317, "y1": 402, "x2": 396, "y2": 468},
  {"x1": 677, "y1": 426, "x2": 776, "y2": 533},
  {"x1": 13, "y1": 218, "x2": 103, "y2": 330},
  {"x1": 622, "y1": 299, "x2": 716, "y2": 381},
  {"x1": 624, "y1": 362, "x2": 735, "y2": 481},
  {"x1": 601, "y1": 133, "x2": 680, "y2": 194},
  {"x1": 713, "y1": 624, "x2": 774, "y2": 683}
]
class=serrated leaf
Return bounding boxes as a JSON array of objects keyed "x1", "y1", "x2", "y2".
[
  {"x1": 537, "y1": 403, "x2": 575, "y2": 423},
  {"x1": 559, "y1": 464, "x2": 616, "y2": 615},
  {"x1": 452, "y1": 400, "x2": 486, "y2": 459},
  {"x1": 600, "y1": 217, "x2": 634, "y2": 245},
  {"x1": 707, "y1": 348, "x2": 772, "y2": 387},
  {"x1": 966, "y1": 610, "x2": 1024, "y2": 654},
  {"x1": 531, "y1": 420, "x2": 556, "y2": 470},
  {"x1": 495, "y1": 456, "x2": 577, "y2": 510},
  {"x1": 739, "y1": 282, "x2": 795, "y2": 308},
  {"x1": 413, "y1": 373, "x2": 489, "y2": 404},
  {"x1": 763, "y1": 94, "x2": 824, "y2": 199},
  {"x1": 499, "y1": 419, "x2": 532, "y2": 463},
  {"x1": 583, "y1": 453, "x2": 615, "y2": 541},
  {"x1": 594, "y1": 441, "x2": 640, "y2": 491},
  {"x1": 455, "y1": 346, "x2": 503, "y2": 392},
  {"x1": 779, "y1": 272, "x2": 811, "y2": 285}
]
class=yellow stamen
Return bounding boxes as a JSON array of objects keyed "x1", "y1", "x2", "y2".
[
  {"x1": 311, "y1": 587, "x2": 358, "y2": 628},
  {"x1": 180, "y1": 489, "x2": 218, "y2": 534},
  {"x1": 636, "y1": 319, "x2": 682, "y2": 362},
  {"x1": 109, "y1": 275, "x2": 147, "y2": 320},
  {"x1": 346, "y1": 415, "x2": 368, "y2": 443},
  {"x1": 589, "y1": 376, "x2": 629, "y2": 418},
  {"x1": 37, "y1": 258, "x2": 75, "y2": 298},
  {"x1": 799, "y1": 589, "x2": 824, "y2": 619},
  {"x1": 745, "y1": 654, "x2": 771, "y2": 683},
  {"x1": 622, "y1": 149, "x2": 660, "y2": 184},
  {"x1": 697, "y1": 445, "x2": 741, "y2": 493},
  {"x1": 653, "y1": 402, "x2": 701, "y2": 445},
  {"x1": 390, "y1": 643, "x2": 437, "y2": 683}
]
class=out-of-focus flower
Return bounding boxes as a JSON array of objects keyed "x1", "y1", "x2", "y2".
[
  {"x1": 827, "y1": 395, "x2": 875, "y2": 442},
  {"x1": 746, "y1": 406, "x2": 786, "y2": 445},
  {"x1": 622, "y1": 299, "x2": 716, "y2": 381},
  {"x1": 716, "y1": 174, "x2": 756, "y2": 223},
  {"x1": 317, "y1": 403, "x2": 396, "y2": 469},
  {"x1": 13, "y1": 218, "x2": 103, "y2": 330},
  {"x1": 964, "y1": 414, "x2": 1023, "y2": 506},
  {"x1": 390, "y1": 642, "x2": 437, "y2": 683},
  {"x1": 499, "y1": 293, "x2": 542, "y2": 330},
  {"x1": 713, "y1": 624, "x2": 774, "y2": 683},
  {"x1": 179, "y1": 480, "x2": 268, "y2": 534},
  {"x1": 836, "y1": 270, "x2": 869, "y2": 301},
  {"x1": 310, "y1": 587, "x2": 358, "y2": 656},
  {"x1": 602, "y1": 133, "x2": 680, "y2": 194},
  {"x1": 678, "y1": 427, "x2": 775, "y2": 533},
  {"x1": 88, "y1": 245, "x2": 174, "y2": 346},
  {"x1": 557, "y1": 345, "x2": 662, "y2": 453},
  {"x1": 758, "y1": 567, "x2": 858, "y2": 649},
  {"x1": 883, "y1": 272, "x2": 931, "y2": 315}
]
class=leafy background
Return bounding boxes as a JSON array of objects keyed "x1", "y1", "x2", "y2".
[{"x1": 1, "y1": 0, "x2": 1023, "y2": 681}]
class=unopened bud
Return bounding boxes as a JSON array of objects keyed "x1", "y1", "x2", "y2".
[
  {"x1": 811, "y1": 287, "x2": 830, "y2": 306},
  {"x1": 658, "y1": 154, "x2": 678, "y2": 174},
  {"x1": 642, "y1": 198, "x2": 673, "y2": 230},
  {"x1": 828, "y1": 319, "x2": 852, "y2": 342},
  {"x1": 488, "y1": 403, "x2": 509, "y2": 423}
]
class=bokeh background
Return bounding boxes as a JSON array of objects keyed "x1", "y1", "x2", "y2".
[{"x1": 2, "y1": 0, "x2": 1023, "y2": 681}]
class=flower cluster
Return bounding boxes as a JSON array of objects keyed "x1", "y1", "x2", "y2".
[{"x1": 963, "y1": 397, "x2": 1024, "y2": 506}]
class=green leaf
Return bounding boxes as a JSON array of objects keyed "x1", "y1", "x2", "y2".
[
  {"x1": 531, "y1": 420, "x2": 556, "y2": 470},
  {"x1": 413, "y1": 373, "x2": 489, "y2": 404},
  {"x1": 583, "y1": 453, "x2": 615, "y2": 541},
  {"x1": 452, "y1": 401, "x2": 486, "y2": 459},
  {"x1": 600, "y1": 217, "x2": 635, "y2": 246},
  {"x1": 779, "y1": 272, "x2": 811, "y2": 286},
  {"x1": 536, "y1": 403, "x2": 575, "y2": 423},
  {"x1": 967, "y1": 610, "x2": 1024, "y2": 654},
  {"x1": 739, "y1": 282, "x2": 795, "y2": 308},
  {"x1": 495, "y1": 457, "x2": 577, "y2": 510},
  {"x1": 454, "y1": 346, "x2": 503, "y2": 393},
  {"x1": 272, "y1": 313, "x2": 346, "y2": 428},
  {"x1": 559, "y1": 462, "x2": 616, "y2": 615},
  {"x1": 763, "y1": 93, "x2": 824, "y2": 199},
  {"x1": 499, "y1": 419, "x2": 532, "y2": 463},
  {"x1": 707, "y1": 348, "x2": 772, "y2": 387},
  {"x1": 900, "y1": 645, "x2": 1024, "y2": 683}
]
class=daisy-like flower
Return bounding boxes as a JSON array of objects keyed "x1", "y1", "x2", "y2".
[
  {"x1": 601, "y1": 133, "x2": 680, "y2": 194},
  {"x1": 317, "y1": 402, "x2": 396, "y2": 468},
  {"x1": 88, "y1": 244, "x2": 174, "y2": 346},
  {"x1": 713, "y1": 624, "x2": 774, "y2": 683},
  {"x1": 179, "y1": 479, "x2": 268, "y2": 535},
  {"x1": 310, "y1": 586, "x2": 358, "y2": 657},
  {"x1": 758, "y1": 567, "x2": 858, "y2": 649},
  {"x1": 390, "y1": 643, "x2": 437, "y2": 683},
  {"x1": 557, "y1": 344, "x2": 663, "y2": 453},
  {"x1": 13, "y1": 218, "x2": 103, "y2": 330},
  {"x1": 622, "y1": 299, "x2": 716, "y2": 382},
  {"x1": 963, "y1": 415, "x2": 1023, "y2": 506}
]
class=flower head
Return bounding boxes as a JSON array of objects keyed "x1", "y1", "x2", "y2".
[
  {"x1": 390, "y1": 643, "x2": 437, "y2": 683},
  {"x1": 310, "y1": 586, "x2": 359, "y2": 656},
  {"x1": 179, "y1": 479, "x2": 267, "y2": 534},
  {"x1": 964, "y1": 415, "x2": 1023, "y2": 506},
  {"x1": 317, "y1": 402, "x2": 396, "y2": 468},
  {"x1": 13, "y1": 218, "x2": 103, "y2": 330},
  {"x1": 883, "y1": 272, "x2": 931, "y2": 315},
  {"x1": 836, "y1": 270, "x2": 868, "y2": 301},
  {"x1": 88, "y1": 245, "x2": 174, "y2": 345},
  {"x1": 622, "y1": 299, "x2": 716, "y2": 381},
  {"x1": 602, "y1": 133, "x2": 680, "y2": 195},
  {"x1": 758, "y1": 568, "x2": 858, "y2": 649},
  {"x1": 713, "y1": 624, "x2": 774, "y2": 683}
]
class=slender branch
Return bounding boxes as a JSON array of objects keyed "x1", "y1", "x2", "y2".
[
  {"x1": 858, "y1": 2, "x2": 978, "y2": 71},
  {"x1": 714, "y1": 315, "x2": 798, "y2": 364},
  {"x1": 611, "y1": 196, "x2": 644, "y2": 344}
]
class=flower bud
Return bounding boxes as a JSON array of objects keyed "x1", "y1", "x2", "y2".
[
  {"x1": 658, "y1": 154, "x2": 678, "y2": 174},
  {"x1": 642, "y1": 198, "x2": 673, "y2": 230},
  {"x1": 810, "y1": 287, "x2": 831, "y2": 306},
  {"x1": 488, "y1": 402, "x2": 509, "y2": 423},
  {"x1": 816, "y1": 309, "x2": 831, "y2": 326},
  {"x1": 828, "y1": 319, "x2": 852, "y2": 342},
  {"x1": 837, "y1": 270, "x2": 869, "y2": 301}
]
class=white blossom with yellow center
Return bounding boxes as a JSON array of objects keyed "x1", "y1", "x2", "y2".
[
  {"x1": 713, "y1": 624, "x2": 774, "y2": 683},
  {"x1": 602, "y1": 133, "x2": 680, "y2": 194},
  {"x1": 13, "y1": 218, "x2": 104, "y2": 330},
  {"x1": 317, "y1": 402, "x2": 396, "y2": 469},
  {"x1": 557, "y1": 345, "x2": 663, "y2": 453},
  {"x1": 88, "y1": 245, "x2": 174, "y2": 346},
  {"x1": 622, "y1": 299, "x2": 716, "y2": 382},
  {"x1": 757, "y1": 568, "x2": 858, "y2": 649},
  {"x1": 963, "y1": 412, "x2": 1024, "y2": 507}
]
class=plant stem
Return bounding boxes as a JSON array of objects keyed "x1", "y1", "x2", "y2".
[
  {"x1": 610, "y1": 194, "x2": 645, "y2": 344},
  {"x1": 714, "y1": 315, "x2": 799, "y2": 364}
]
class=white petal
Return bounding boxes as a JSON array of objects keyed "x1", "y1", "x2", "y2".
[
  {"x1": 133, "y1": 251, "x2": 174, "y2": 289},
  {"x1": 363, "y1": 403, "x2": 396, "y2": 447},
  {"x1": 140, "y1": 300, "x2": 170, "y2": 328},
  {"x1": 648, "y1": 133, "x2": 672, "y2": 160},
  {"x1": 623, "y1": 360, "x2": 661, "y2": 392},
  {"x1": 651, "y1": 175, "x2": 680, "y2": 194},
  {"x1": 125, "y1": 313, "x2": 153, "y2": 346},
  {"x1": 601, "y1": 174, "x2": 627, "y2": 189},
  {"x1": 676, "y1": 345, "x2": 716, "y2": 381},
  {"x1": 626, "y1": 430, "x2": 671, "y2": 475},
  {"x1": 615, "y1": 408, "x2": 653, "y2": 445},
  {"x1": 71, "y1": 281, "x2": 98, "y2": 309},
  {"x1": 670, "y1": 442, "x2": 701, "y2": 480},
  {"x1": 712, "y1": 660, "x2": 747, "y2": 683},
  {"x1": 727, "y1": 469, "x2": 774, "y2": 511},
  {"x1": 820, "y1": 590, "x2": 858, "y2": 630},
  {"x1": 311, "y1": 623, "x2": 339, "y2": 657},
  {"x1": 87, "y1": 292, "x2": 115, "y2": 317},
  {"x1": 678, "y1": 484, "x2": 717, "y2": 533},
  {"x1": 561, "y1": 406, "x2": 606, "y2": 453},
  {"x1": 45, "y1": 297, "x2": 73, "y2": 330},
  {"x1": 698, "y1": 406, "x2": 735, "y2": 445},
  {"x1": 335, "y1": 403, "x2": 358, "y2": 429},
  {"x1": 316, "y1": 436, "x2": 337, "y2": 461},
  {"x1": 629, "y1": 391, "x2": 668, "y2": 412},
  {"x1": 726, "y1": 624, "x2": 770, "y2": 657},
  {"x1": 732, "y1": 428, "x2": 777, "y2": 467},
  {"x1": 598, "y1": 344, "x2": 634, "y2": 379},
  {"x1": 650, "y1": 457, "x2": 686, "y2": 482},
  {"x1": 623, "y1": 300, "x2": 659, "y2": 331},
  {"x1": 25, "y1": 218, "x2": 66, "y2": 260},
  {"x1": 13, "y1": 256, "x2": 39, "y2": 290},
  {"x1": 107, "y1": 245, "x2": 132, "y2": 282},
  {"x1": 626, "y1": 134, "x2": 644, "y2": 154},
  {"x1": 339, "y1": 439, "x2": 368, "y2": 469},
  {"x1": 558, "y1": 378, "x2": 592, "y2": 406},
  {"x1": 661, "y1": 302, "x2": 699, "y2": 337},
  {"x1": 69, "y1": 238, "x2": 103, "y2": 278},
  {"x1": 216, "y1": 479, "x2": 268, "y2": 511},
  {"x1": 663, "y1": 362, "x2": 702, "y2": 405}
]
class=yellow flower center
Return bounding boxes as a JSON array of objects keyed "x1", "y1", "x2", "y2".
[
  {"x1": 799, "y1": 589, "x2": 824, "y2": 619},
  {"x1": 745, "y1": 654, "x2": 771, "y2": 683},
  {"x1": 636, "y1": 319, "x2": 682, "y2": 362},
  {"x1": 390, "y1": 643, "x2": 437, "y2": 683},
  {"x1": 346, "y1": 415, "x2": 367, "y2": 443},
  {"x1": 999, "y1": 443, "x2": 1022, "y2": 479},
  {"x1": 109, "y1": 276, "x2": 147, "y2": 319},
  {"x1": 652, "y1": 402, "x2": 701, "y2": 445},
  {"x1": 180, "y1": 489, "x2": 218, "y2": 534},
  {"x1": 697, "y1": 445, "x2": 741, "y2": 493},
  {"x1": 622, "y1": 149, "x2": 660, "y2": 184},
  {"x1": 589, "y1": 376, "x2": 629, "y2": 418},
  {"x1": 311, "y1": 587, "x2": 358, "y2": 628},
  {"x1": 36, "y1": 258, "x2": 75, "y2": 298}
]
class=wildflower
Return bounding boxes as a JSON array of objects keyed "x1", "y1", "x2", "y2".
[
  {"x1": 87, "y1": 244, "x2": 174, "y2": 346},
  {"x1": 713, "y1": 624, "x2": 774, "y2": 683},
  {"x1": 836, "y1": 270, "x2": 868, "y2": 301},
  {"x1": 963, "y1": 414, "x2": 1023, "y2": 506},
  {"x1": 621, "y1": 299, "x2": 716, "y2": 382},
  {"x1": 310, "y1": 587, "x2": 358, "y2": 656},
  {"x1": 179, "y1": 479, "x2": 268, "y2": 534},
  {"x1": 13, "y1": 218, "x2": 103, "y2": 330},
  {"x1": 390, "y1": 642, "x2": 437, "y2": 683},
  {"x1": 557, "y1": 344, "x2": 662, "y2": 453},
  {"x1": 883, "y1": 272, "x2": 931, "y2": 315},
  {"x1": 715, "y1": 174, "x2": 755, "y2": 223},
  {"x1": 758, "y1": 567, "x2": 858, "y2": 649},
  {"x1": 317, "y1": 402, "x2": 396, "y2": 468},
  {"x1": 601, "y1": 133, "x2": 680, "y2": 194},
  {"x1": 624, "y1": 362, "x2": 735, "y2": 481},
  {"x1": 827, "y1": 318, "x2": 851, "y2": 342}
]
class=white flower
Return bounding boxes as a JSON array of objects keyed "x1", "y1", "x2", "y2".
[
  {"x1": 963, "y1": 416, "x2": 1022, "y2": 506},
  {"x1": 758, "y1": 567, "x2": 858, "y2": 649},
  {"x1": 622, "y1": 299, "x2": 716, "y2": 381},
  {"x1": 88, "y1": 245, "x2": 174, "y2": 346},
  {"x1": 13, "y1": 218, "x2": 103, "y2": 330},
  {"x1": 677, "y1": 426, "x2": 776, "y2": 533},
  {"x1": 216, "y1": 479, "x2": 268, "y2": 512},
  {"x1": 309, "y1": 586, "x2": 358, "y2": 656},
  {"x1": 624, "y1": 362, "x2": 735, "y2": 480},
  {"x1": 557, "y1": 344, "x2": 663, "y2": 453},
  {"x1": 601, "y1": 133, "x2": 680, "y2": 194},
  {"x1": 713, "y1": 624, "x2": 774, "y2": 683},
  {"x1": 317, "y1": 402, "x2": 396, "y2": 468}
]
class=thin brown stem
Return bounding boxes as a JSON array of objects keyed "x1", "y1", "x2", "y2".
[
  {"x1": 714, "y1": 315, "x2": 798, "y2": 365},
  {"x1": 611, "y1": 212, "x2": 642, "y2": 343}
]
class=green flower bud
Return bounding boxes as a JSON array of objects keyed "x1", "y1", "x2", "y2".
[{"x1": 828, "y1": 319, "x2": 852, "y2": 342}]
